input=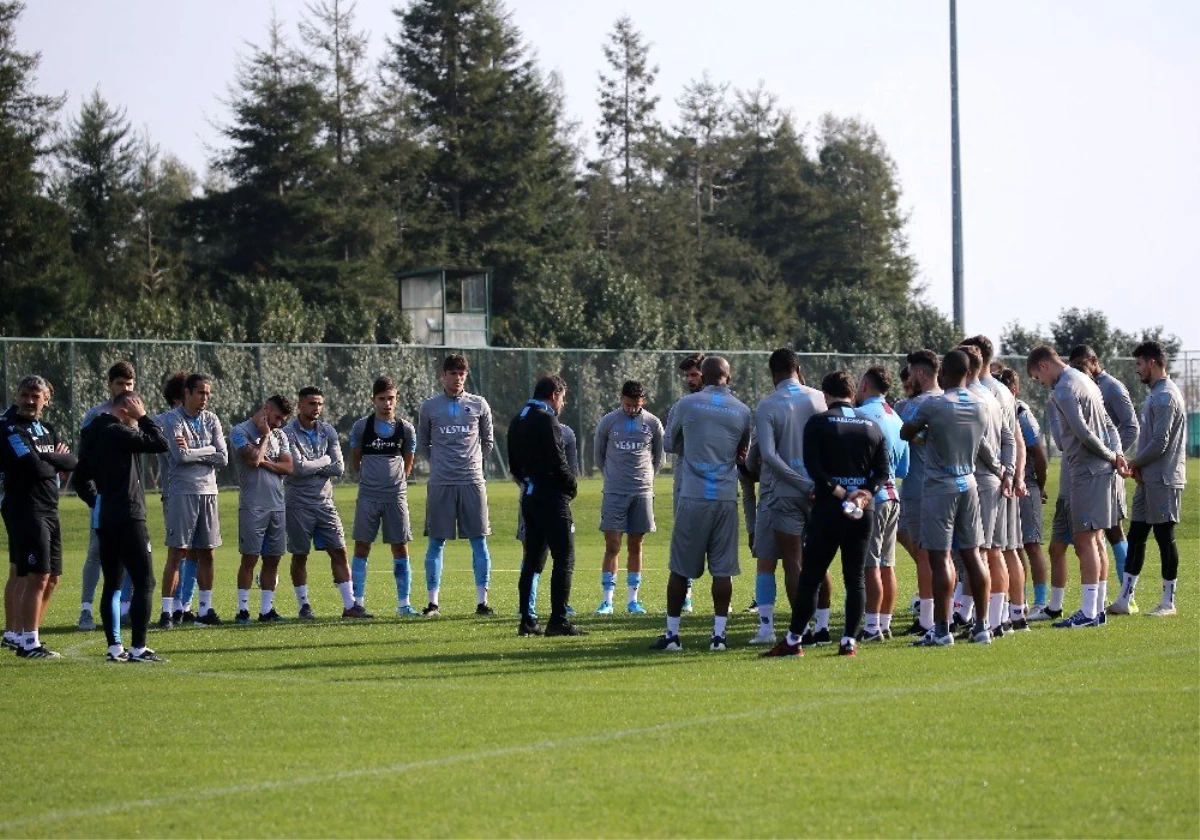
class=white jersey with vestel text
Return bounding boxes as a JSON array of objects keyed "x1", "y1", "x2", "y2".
[{"x1": 594, "y1": 407, "x2": 664, "y2": 496}]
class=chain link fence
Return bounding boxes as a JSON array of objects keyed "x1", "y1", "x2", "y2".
[{"x1": 2, "y1": 338, "x2": 1194, "y2": 486}]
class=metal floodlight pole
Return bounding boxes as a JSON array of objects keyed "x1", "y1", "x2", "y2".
[{"x1": 950, "y1": 0, "x2": 965, "y2": 332}]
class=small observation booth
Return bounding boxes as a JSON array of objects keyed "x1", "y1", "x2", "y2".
[{"x1": 398, "y1": 266, "x2": 492, "y2": 347}]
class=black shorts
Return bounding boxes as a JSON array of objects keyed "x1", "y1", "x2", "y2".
[{"x1": 10, "y1": 514, "x2": 64, "y2": 577}]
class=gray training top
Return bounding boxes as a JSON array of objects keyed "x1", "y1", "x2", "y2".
[
  {"x1": 350, "y1": 416, "x2": 417, "y2": 500},
  {"x1": 81, "y1": 400, "x2": 113, "y2": 430},
  {"x1": 969, "y1": 380, "x2": 1015, "y2": 485},
  {"x1": 1048, "y1": 366, "x2": 1117, "y2": 482},
  {"x1": 896, "y1": 388, "x2": 943, "y2": 504},
  {"x1": 417, "y1": 392, "x2": 493, "y2": 486},
  {"x1": 594, "y1": 407, "x2": 664, "y2": 496},
  {"x1": 755, "y1": 379, "x2": 826, "y2": 499},
  {"x1": 153, "y1": 409, "x2": 176, "y2": 498},
  {"x1": 911, "y1": 386, "x2": 1002, "y2": 497},
  {"x1": 162, "y1": 406, "x2": 228, "y2": 497},
  {"x1": 230, "y1": 418, "x2": 290, "y2": 511},
  {"x1": 665, "y1": 385, "x2": 752, "y2": 502},
  {"x1": 1095, "y1": 370, "x2": 1140, "y2": 452},
  {"x1": 1130, "y1": 377, "x2": 1187, "y2": 488},
  {"x1": 283, "y1": 417, "x2": 345, "y2": 507},
  {"x1": 1047, "y1": 402, "x2": 1071, "y2": 500}
]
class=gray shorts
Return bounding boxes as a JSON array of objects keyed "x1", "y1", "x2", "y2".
[
  {"x1": 354, "y1": 494, "x2": 412, "y2": 545},
  {"x1": 1003, "y1": 495, "x2": 1022, "y2": 551},
  {"x1": 1051, "y1": 497, "x2": 1073, "y2": 545},
  {"x1": 1131, "y1": 483, "x2": 1182, "y2": 525},
  {"x1": 424, "y1": 483, "x2": 490, "y2": 540},
  {"x1": 976, "y1": 479, "x2": 1002, "y2": 549},
  {"x1": 898, "y1": 494, "x2": 922, "y2": 546},
  {"x1": 1069, "y1": 470, "x2": 1121, "y2": 534},
  {"x1": 238, "y1": 508, "x2": 286, "y2": 557},
  {"x1": 286, "y1": 501, "x2": 346, "y2": 554},
  {"x1": 600, "y1": 493, "x2": 655, "y2": 534},
  {"x1": 767, "y1": 494, "x2": 811, "y2": 538},
  {"x1": 920, "y1": 489, "x2": 984, "y2": 552},
  {"x1": 1019, "y1": 486, "x2": 1044, "y2": 545},
  {"x1": 669, "y1": 499, "x2": 740, "y2": 579},
  {"x1": 166, "y1": 494, "x2": 221, "y2": 550},
  {"x1": 867, "y1": 500, "x2": 900, "y2": 568},
  {"x1": 752, "y1": 499, "x2": 781, "y2": 561},
  {"x1": 160, "y1": 495, "x2": 171, "y2": 548}
]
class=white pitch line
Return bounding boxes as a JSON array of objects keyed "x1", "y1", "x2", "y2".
[{"x1": 1, "y1": 646, "x2": 1193, "y2": 832}]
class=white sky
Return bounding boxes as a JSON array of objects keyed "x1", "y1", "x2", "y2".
[{"x1": 19, "y1": 0, "x2": 1200, "y2": 354}]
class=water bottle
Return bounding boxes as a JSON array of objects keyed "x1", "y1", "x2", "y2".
[{"x1": 842, "y1": 499, "x2": 863, "y2": 520}]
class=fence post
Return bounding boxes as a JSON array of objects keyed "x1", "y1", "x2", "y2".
[
  {"x1": 1, "y1": 339, "x2": 7, "y2": 404},
  {"x1": 255, "y1": 344, "x2": 265, "y2": 406},
  {"x1": 68, "y1": 339, "x2": 77, "y2": 436}
]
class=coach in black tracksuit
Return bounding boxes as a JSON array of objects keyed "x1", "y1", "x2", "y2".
[
  {"x1": 508, "y1": 375, "x2": 583, "y2": 637},
  {"x1": 791, "y1": 371, "x2": 891, "y2": 652},
  {"x1": 74, "y1": 392, "x2": 168, "y2": 658}
]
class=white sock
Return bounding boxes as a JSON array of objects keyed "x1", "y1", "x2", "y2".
[
  {"x1": 1009, "y1": 602, "x2": 1025, "y2": 621},
  {"x1": 130, "y1": 646, "x2": 146, "y2": 657},
  {"x1": 23, "y1": 630, "x2": 38, "y2": 649},
  {"x1": 865, "y1": 613, "x2": 880, "y2": 632},
  {"x1": 602, "y1": 581, "x2": 615, "y2": 605},
  {"x1": 666, "y1": 615, "x2": 681, "y2": 636},
  {"x1": 759, "y1": 604, "x2": 775, "y2": 631},
  {"x1": 1163, "y1": 579, "x2": 1177, "y2": 605},
  {"x1": 1097, "y1": 580, "x2": 1108, "y2": 611},
  {"x1": 786, "y1": 630, "x2": 802, "y2": 646},
  {"x1": 989, "y1": 594, "x2": 1004, "y2": 630},
  {"x1": 881, "y1": 613, "x2": 892, "y2": 631},
  {"x1": 713, "y1": 615, "x2": 728, "y2": 636},
  {"x1": 684, "y1": 583, "x2": 693, "y2": 598},
  {"x1": 814, "y1": 608, "x2": 831, "y2": 632},
  {"x1": 841, "y1": 636, "x2": 856, "y2": 647},
  {"x1": 161, "y1": 597, "x2": 173, "y2": 614},
  {"x1": 627, "y1": 584, "x2": 639, "y2": 604},
  {"x1": 919, "y1": 599, "x2": 934, "y2": 629},
  {"x1": 952, "y1": 582, "x2": 964, "y2": 612},
  {"x1": 237, "y1": 589, "x2": 250, "y2": 612},
  {"x1": 173, "y1": 597, "x2": 184, "y2": 613},
  {"x1": 1049, "y1": 587, "x2": 1066, "y2": 611},
  {"x1": 199, "y1": 590, "x2": 213, "y2": 616},
  {"x1": 337, "y1": 581, "x2": 354, "y2": 610},
  {"x1": 428, "y1": 587, "x2": 440, "y2": 606},
  {"x1": 475, "y1": 585, "x2": 488, "y2": 606},
  {"x1": 1081, "y1": 584, "x2": 1098, "y2": 619},
  {"x1": 260, "y1": 589, "x2": 274, "y2": 615},
  {"x1": 960, "y1": 595, "x2": 975, "y2": 622},
  {"x1": 108, "y1": 644, "x2": 124, "y2": 657},
  {"x1": 81, "y1": 601, "x2": 93, "y2": 613},
  {"x1": 294, "y1": 585, "x2": 308, "y2": 608},
  {"x1": 1120, "y1": 573, "x2": 1139, "y2": 602}
]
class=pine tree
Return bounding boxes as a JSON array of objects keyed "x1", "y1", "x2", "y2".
[
  {"x1": 0, "y1": 1, "x2": 76, "y2": 335},
  {"x1": 595, "y1": 15, "x2": 660, "y2": 192}
]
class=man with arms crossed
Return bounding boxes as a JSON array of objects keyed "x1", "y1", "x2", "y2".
[
  {"x1": 231, "y1": 395, "x2": 294, "y2": 623},
  {"x1": 162, "y1": 373, "x2": 228, "y2": 626},
  {"x1": 418, "y1": 354, "x2": 495, "y2": 616},
  {"x1": 77, "y1": 361, "x2": 136, "y2": 631},
  {"x1": 1068, "y1": 345, "x2": 1139, "y2": 587},
  {"x1": 1107, "y1": 340, "x2": 1187, "y2": 617},
  {"x1": 855, "y1": 365, "x2": 909, "y2": 642},
  {"x1": 1027, "y1": 346, "x2": 1128, "y2": 628},
  {"x1": 751, "y1": 349, "x2": 826, "y2": 646},
  {"x1": 74, "y1": 391, "x2": 169, "y2": 662},
  {"x1": 283, "y1": 386, "x2": 358, "y2": 619},
  {"x1": 651, "y1": 357, "x2": 752, "y2": 653},
  {"x1": 901, "y1": 350, "x2": 1008, "y2": 647},
  {"x1": 895, "y1": 350, "x2": 943, "y2": 636},
  {"x1": 1, "y1": 375, "x2": 77, "y2": 658},
  {"x1": 154, "y1": 372, "x2": 189, "y2": 629},
  {"x1": 349, "y1": 377, "x2": 415, "y2": 618},
  {"x1": 593, "y1": 380, "x2": 663, "y2": 615}
]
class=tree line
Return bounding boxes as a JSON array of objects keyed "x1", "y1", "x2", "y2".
[{"x1": 1, "y1": 1, "x2": 1180, "y2": 356}]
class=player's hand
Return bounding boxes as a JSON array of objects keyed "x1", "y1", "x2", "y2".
[
  {"x1": 124, "y1": 395, "x2": 146, "y2": 420},
  {"x1": 176, "y1": 434, "x2": 189, "y2": 450},
  {"x1": 1131, "y1": 465, "x2": 1144, "y2": 485},
  {"x1": 255, "y1": 410, "x2": 271, "y2": 437},
  {"x1": 54, "y1": 441, "x2": 69, "y2": 454},
  {"x1": 1040, "y1": 488, "x2": 1048, "y2": 505},
  {"x1": 1015, "y1": 478, "x2": 1028, "y2": 498},
  {"x1": 848, "y1": 489, "x2": 871, "y2": 510},
  {"x1": 1001, "y1": 476, "x2": 1014, "y2": 498},
  {"x1": 1113, "y1": 453, "x2": 1130, "y2": 477}
]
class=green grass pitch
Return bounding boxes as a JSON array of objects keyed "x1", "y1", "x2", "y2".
[{"x1": 1, "y1": 463, "x2": 1197, "y2": 838}]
